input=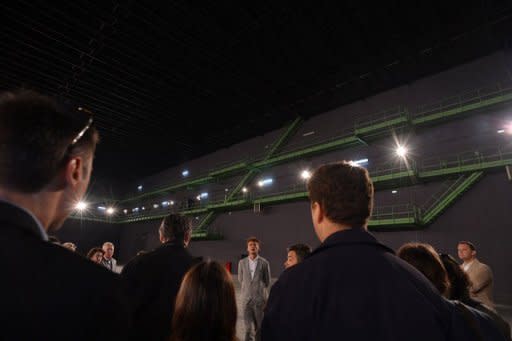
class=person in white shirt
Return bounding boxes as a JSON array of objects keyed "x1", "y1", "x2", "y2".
[
  {"x1": 238, "y1": 237, "x2": 271, "y2": 341},
  {"x1": 457, "y1": 241, "x2": 494, "y2": 308}
]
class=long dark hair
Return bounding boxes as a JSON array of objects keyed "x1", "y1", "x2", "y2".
[
  {"x1": 397, "y1": 243, "x2": 450, "y2": 296},
  {"x1": 171, "y1": 261, "x2": 237, "y2": 341}
]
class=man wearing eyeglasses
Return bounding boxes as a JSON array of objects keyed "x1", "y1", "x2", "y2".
[{"x1": 0, "y1": 90, "x2": 131, "y2": 340}]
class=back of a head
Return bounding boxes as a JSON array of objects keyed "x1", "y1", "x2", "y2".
[
  {"x1": 288, "y1": 243, "x2": 312, "y2": 263},
  {"x1": 307, "y1": 161, "x2": 374, "y2": 227},
  {"x1": 160, "y1": 214, "x2": 192, "y2": 243},
  {"x1": 397, "y1": 243, "x2": 450, "y2": 296},
  {"x1": 440, "y1": 253, "x2": 472, "y2": 301},
  {"x1": 0, "y1": 90, "x2": 99, "y2": 193},
  {"x1": 171, "y1": 261, "x2": 237, "y2": 341}
]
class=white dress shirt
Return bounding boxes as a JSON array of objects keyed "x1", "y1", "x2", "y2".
[{"x1": 248, "y1": 256, "x2": 259, "y2": 280}]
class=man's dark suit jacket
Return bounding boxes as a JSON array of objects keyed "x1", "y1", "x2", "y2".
[
  {"x1": 262, "y1": 228, "x2": 456, "y2": 341},
  {"x1": 0, "y1": 201, "x2": 131, "y2": 340},
  {"x1": 121, "y1": 240, "x2": 196, "y2": 341}
]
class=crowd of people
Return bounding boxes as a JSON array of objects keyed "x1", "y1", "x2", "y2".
[{"x1": 0, "y1": 89, "x2": 510, "y2": 341}]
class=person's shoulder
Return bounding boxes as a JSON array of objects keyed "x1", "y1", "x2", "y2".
[
  {"x1": 477, "y1": 260, "x2": 492, "y2": 270},
  {"x1": 259, "y1": 256, "x2": 270, "y2": 264}
]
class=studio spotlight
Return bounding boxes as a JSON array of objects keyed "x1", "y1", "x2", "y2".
[
  {"x1": 396, "y1": 145, "x2": 408, "y2": 158},
  {"x1": 242, "y1": 187, "x2": 248, "y2": 193},
  {"x1": 75, "y1": 201, "x2": 88, "y2": 212},
  {"x1": 301, "y1": 170, "x2": 311, "y2": 180},
  {"x1": 106, "y1": 207, "x2": 115, "y2": 215},
  {"x1": 258, "y1": 178, "x2": 273, "y2": 187}
]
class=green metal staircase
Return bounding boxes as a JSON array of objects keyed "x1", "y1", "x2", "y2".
[
  {"x1": 117, "y1": 82, "x2": 512, "y2": 205},
  {"x1": 420, "y1": 171, "x2": 484, "y2": 225}
]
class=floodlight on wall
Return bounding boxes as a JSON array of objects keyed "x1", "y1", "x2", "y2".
[
  {"x1": 396, "y1": 145, "x2": 408, "y2": 158},
  {"x1": 242, "y1": 187, "x2": 248, "y2": 193},
  {"x1": 153, "y1": 204, "x2": 159, "y2": 209},
  {"x1": 132, "y1": 207, "x2": 140, "y2": 213},
  {"x1": 141, "y1": 206, "x2": 145, "y2": 210},
  {"x1": 182, "y1": 170, "x2": 189, "y2": 177},
  {"x1": 170, "y1": 201, "x2": 174, "y2": 205},
  {"x1": 123, "y1": 209, "x2": 128, "y2": 214},
  {"x1": 392, "y1": 190, "x2": 398, "y2": 194},
  {"x1": 301, "y1": 170, "x2": 311, "y2": 180},
  {"x1": 75, "y1": 201, "x2": 88, "y2": 212},
  {"x1": 97, "y1": 206, "x2": 106, "y2": 211},
  {"x1": 258, "y1": 178, "x2": 273, "y2": 187},
  {"x1": 349, "y1": 158, "x2": 369, "y2": 166},
  {"x1": 106, "y1": 207, "x2": 115, "y2": 215},
  {"x1": 161, "y1": 201, "x2": 169, "y2": 207},
  {"x1": 200, "y1": 192, "x2": 208, "y2": 199},
  {"x1": 137, "y1": 185, "x2": 143, "y2": 191}
]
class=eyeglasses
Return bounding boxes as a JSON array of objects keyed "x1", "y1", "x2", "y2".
[{"x1": 70, "y1": 107, "x2": 94, "y2": 146}]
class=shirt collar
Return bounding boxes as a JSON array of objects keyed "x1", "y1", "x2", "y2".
[
  {"x1": 0, "y1": 198, "x2": 48, "y2": 241},
  {"x1": 249, "y1": 256, "x2": 259, "y2": 262}
]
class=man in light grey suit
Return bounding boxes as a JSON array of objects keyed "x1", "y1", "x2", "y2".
[{"x1": 238, "y1": 237, "x2": 271, "y2": 341}]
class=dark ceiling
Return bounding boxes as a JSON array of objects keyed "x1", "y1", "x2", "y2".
[{"x1": 2, "y1": 1, "x2": 512, "y2": 186}]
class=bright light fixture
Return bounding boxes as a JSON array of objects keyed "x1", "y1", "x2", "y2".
[
  {"x1": 242, "y1": 187, "x2": 248, "y2": 193},
  {"x1": 258, "y1": 178, "x2": 273, "y2": 187},
  {"x1": 106, "y1": 207, "x2": 115, "y2": 215},
  {"x1": 200, "y1": 192, "x2": 208, "y2": 199},
  {"x1": 301, "y1": 170, "x2": 311, "y2": 180},
  {"x1": 497, "y1": 129, "x2": 505, "y2": 134},
  {"x1": 392, "y1": 190, "x2": 398, "y2": 194},
  {"x1": 396, "y1": 145, "x2": 408, "y2": 158},
  {"x1": 153, "y1": 204, "x2": 159, "y2": 209},
  {"x1": 182, "y1": 170, "x2": 189, "y2": 177},
  {"x1": 349, "y1": 158, "x2": 369, "y2": 166},
  {"x1": 75, "y1": 201, "x2": 88, "y2": 211},
  {"x1": 137, "y1": 185, "x2": 143, "y2": 191}
]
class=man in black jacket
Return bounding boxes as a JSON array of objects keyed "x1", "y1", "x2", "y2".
[
  {"x1": 122, "y1": 214, "x2": 196, "y2": 340},
  {"x1": 262, "y1": 161, "x2": 457, "y2": 340},
  {"x1": 0, "y1": 90, "x2": 131, "y2": 340}
]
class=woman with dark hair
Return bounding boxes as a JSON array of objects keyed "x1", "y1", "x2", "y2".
[
  {"x1": 398, "y1": 243, "x2": 508, "y2": 340},
  {"x1": 87, "y1": 247, "x2": 105, "y2": 264},
  {"x1": 440, "y1": 254, "x2": 511, "y2": 340},
  {"x1": 171, "y1": 261, "x2": 237, "y2": 341},
  {"x1": 397, "y1": 243, "x2": 450, "y2": 296}
]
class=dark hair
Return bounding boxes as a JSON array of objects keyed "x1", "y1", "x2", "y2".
[
  {"x1": 0, "y1": 90, "x2": 99, "y2": 193},
  {"x1": 307, "y1": 161, "x2": 373, "y2": 226},
  {"x1": 458, "y1": 241, "x2": 476, "y2": 251},
  {"x1": 246, "y1": 237, "x2": 260, "y2": 245},
  {"x1": 160, "y1": 214, "x2": 192, "y2": 242},
  {"x1": 171, "y1": 261, "x2": 237, "y2": 341},
  {"x1": 397, "y1": 243, "x2": 450, "y2": 296},
  {"x1": 87, "y1": 247, "x2": 104, "y2": 260},
  {"x1": 287, "y1": 243, "x2": 312, "y2": 263},
  {"x1": 440, "y1": 253, "x2": 472, "y2": 301}
]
